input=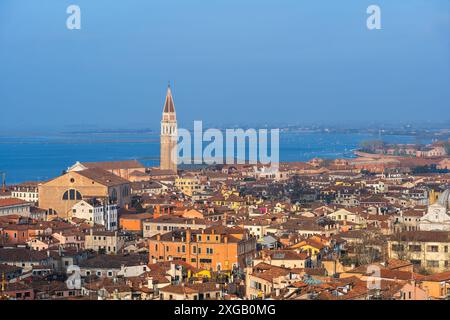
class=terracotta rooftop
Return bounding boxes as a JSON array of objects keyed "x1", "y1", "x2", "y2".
[
  {"x1": 81, "y1": 160, "x2": 144, "y2": 170},
  {"x1": 76, "y1": 168, "x2": 130, "y2": 186},
  {"x1": 0, "y1": 198, "x2": 30, "y2": 208}
]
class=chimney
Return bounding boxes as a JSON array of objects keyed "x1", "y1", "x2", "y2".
[{"x1": 186, "y1": 229, "x2": 191, "y2": 243}]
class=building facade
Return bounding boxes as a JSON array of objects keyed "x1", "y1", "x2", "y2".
[
  {"x1": 11, "y1": 182, "x2": 39, "y2": 204},
  {"x1": 388, "y1": 231, "x2": 450, "y2": 273},
  {"x1": 84, "y1": 230, "x2": 125, "y2": 254},
  {"x1": 149, "y1": 226, "x2": 256, "y2": 272},
  {"x1": 0, "y1": 198, "x2": 31, "y2": 217},
  {"x1": 71, "y1": 199, "x2": 118, "y2": 231},
  {"x1": 38, "y1": 168, "x2": 131, "y2": 219}
]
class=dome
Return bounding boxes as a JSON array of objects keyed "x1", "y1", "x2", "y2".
[{"x1": 437, "y1": 189, "x2": 450, "y2": 210}]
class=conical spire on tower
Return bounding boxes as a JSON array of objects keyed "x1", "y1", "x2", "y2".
[{"x1": 163, "y1": 83, "x2": 176, "y2": 114}]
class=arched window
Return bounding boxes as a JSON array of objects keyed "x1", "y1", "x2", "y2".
[{"x1": 62, "y1": 189, "x2": 82, "y2": 201}]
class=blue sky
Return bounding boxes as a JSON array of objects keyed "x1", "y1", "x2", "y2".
[{"x1": 0, "y1": 0, "x2": 449, "y2": 132}]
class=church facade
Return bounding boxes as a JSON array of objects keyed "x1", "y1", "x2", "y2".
[{"x1": 419, "y1": 189, "x2": 450, "y2": 231}]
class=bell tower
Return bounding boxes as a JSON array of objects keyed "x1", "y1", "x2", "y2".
[{"x1": 160, "y1": 83, "x2": 178, "y2": 173}]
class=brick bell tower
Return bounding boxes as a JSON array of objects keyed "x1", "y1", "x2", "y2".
[{"x1": 160, "y1": 83, "x2": 178, "y2": 173}]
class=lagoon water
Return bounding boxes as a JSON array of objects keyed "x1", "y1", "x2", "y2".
[{"x1": 0, "y1": 131, "x2": 426, "y2": 184}]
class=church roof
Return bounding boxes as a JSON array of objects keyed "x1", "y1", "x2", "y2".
[
  {"x1": 81, "y1": 160, "x2": 144, "y2": 170},
  {"x1": 76, "y1": 168, "x2": 130, "y2": 186}
]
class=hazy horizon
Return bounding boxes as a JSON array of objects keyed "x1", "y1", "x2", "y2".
[{"x1": 1, "y1": 0, "x2": 449, "y2": 131}]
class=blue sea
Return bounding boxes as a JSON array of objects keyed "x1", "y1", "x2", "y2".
[{"x1": 0, "y1": 131, "x2": 428, "y2": 184}]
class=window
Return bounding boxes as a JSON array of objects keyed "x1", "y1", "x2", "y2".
[
  {"x1": 62, "y1": 189, "x2": 82, "y2": 201},
  {"x1": 408, "y1": 245, "x2": 421, "y2": 252},
  {"x1": 426, "y1": 245, "x2": 439, "y2": 253},
  {"x1": 411, "y1": 260, "x2": 421, "y2": 266},
  {"x1": 111, "y1": 189, "x2": 117, "y2": 201},
  {"x1": 427, "y1": 260, "x2": 439, "y2": 268},
  {"x1": 391, "y1": 244, "x2": 404, "y2": 251}
]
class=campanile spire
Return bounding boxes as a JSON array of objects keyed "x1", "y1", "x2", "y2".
[{"x1": 160, "y1": 83, "x2": 178, "y2": 173}]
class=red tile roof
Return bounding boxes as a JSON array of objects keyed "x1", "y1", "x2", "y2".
[{"x1": 0, "y1": 198, "x2": 30, "y2": 208}]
